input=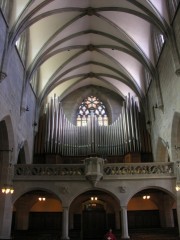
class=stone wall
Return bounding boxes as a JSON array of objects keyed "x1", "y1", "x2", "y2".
[
  {"x1": 0, "y1": 14, "x2": 36, "y2": 164},
  {"x1": 147, "y1": 7, "x2": 180, "y2": 162}
]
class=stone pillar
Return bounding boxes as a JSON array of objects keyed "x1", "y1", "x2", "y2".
[
  {"x1": 115, "y1": 211, "x2": 120, "y2": 230},
  {"x1": 159, "y1": 194, "x2": 174, "y2": 227},
  {"x1": 120, "y1": 206, "x2": 130, "y2": 239},
  {"x1": 61, "y1": 206, "x2": 69, "y2": 240},
  {"x1": 0, "y1": 194, "x2": 13, "y2": 239},
  {"x1": 15, "y1": 202, "x2": 30, "y2": 230}
]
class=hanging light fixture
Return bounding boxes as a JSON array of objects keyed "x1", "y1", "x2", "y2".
[{"x1": 1, "y1": 185, "x2": 14, "y2": 194}]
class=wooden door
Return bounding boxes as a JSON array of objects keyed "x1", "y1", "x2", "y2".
[{"x1": 82, "y1": 209, "x2": 106, "y2": 239}]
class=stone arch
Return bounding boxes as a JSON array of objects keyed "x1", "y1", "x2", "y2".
[
  {"x1": 0, "y1": 115, "x2": 14, "y2": 151},
  {"x1": 127, "y1": 185, "x2": 176, "y2": 204},
  {"x1": 69, "y1": 188, "x2": 121, "y2": 239},
  {"x1": 127, "y1": 186, "x2": 176, "y2": 229},
  {"x1": 12, "y1": 186, "x2": 63, "y2": 205},
  {"x1": 69, "y1": 186, "x2": 120, "y2": 206},
  {"x1": 0, "y1": 115, "x2": 15, "y2": 186},
  {"x1": 13, "y1": 188, "x2": 62, "y2": 232}
]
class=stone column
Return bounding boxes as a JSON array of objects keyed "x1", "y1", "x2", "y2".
[
  {"x1": 159, "y1": 194, "x2": 174, "y2": 227},
  {"x1": 120, "y1": 206, "x2": 130, "y2": 239},
  {"x1": 0, "y1": 194, "x2": 13, "y2": 239},
  {"x1": 15, "y1": 202, "x2": 30, "y2": 230},
  {"x1": 115, "y1": 210, "x2": 120, "y2": 230},
  {"x1": 61, "y1": 206, "x2": 69, "y2": 240}
]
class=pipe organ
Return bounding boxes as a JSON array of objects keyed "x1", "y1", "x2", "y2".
[{"x1": 34, "y1": 94, "x2": 151, "y2": 158}]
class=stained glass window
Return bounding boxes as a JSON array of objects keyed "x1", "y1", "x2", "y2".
[{"x1": 77, "y1": 96, "x2": 108, "y2": 126}]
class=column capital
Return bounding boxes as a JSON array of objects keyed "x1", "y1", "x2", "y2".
[
  {"x1": 62, "y1": 206, "x2": 69, "y2": 210},
  {"x1": 121, "y1": 205, "x2": 128, "y2": 210}
]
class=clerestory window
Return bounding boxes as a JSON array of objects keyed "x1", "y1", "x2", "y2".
[
  {"x1": 77, "y1": 96, "x2": 108, "y2": 126},
  {"x1": 15, "y1": 30, "x2": 28, "y2": 66},
  {"x1": 153, "y1": 28, "x2": 165, "y2": 62}
]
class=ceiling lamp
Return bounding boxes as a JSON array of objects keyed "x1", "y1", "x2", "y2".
[
  {"x1": 38, "y1": 197, "x2": 46, "y2": 201},
  {"x1": 143, "y1": 195, "x2": 150, "y2": 199},
  {"x1": 91, "y1": 196, "x2": 98, "y2": 201}
]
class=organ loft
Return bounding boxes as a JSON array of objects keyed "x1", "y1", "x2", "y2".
[
  {"x1": 34, "y1": 93, "x2": 152, "y2": 164},
  {"x1": 0, "y1": 1, "x2": 180, "y2": 240}
]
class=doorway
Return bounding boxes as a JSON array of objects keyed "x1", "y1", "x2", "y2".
[
  {"x1": 70, "y1": 190, "x2": 120, "y2": 240},
  {"x1": 82, "y1": 202, "x2": 107, "y2": 239}
]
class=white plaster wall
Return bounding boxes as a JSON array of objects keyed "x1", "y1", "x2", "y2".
[{"x1": 147, "y1": 9, "x2": 180, "y2": 163}]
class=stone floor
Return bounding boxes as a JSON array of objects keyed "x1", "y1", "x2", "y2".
[
  {"x1": 129, "y1": 228, "x2": 179, "y2": 240},
  {"x1": 12, "y1": 228, "x2": 180, "y2": 240}
]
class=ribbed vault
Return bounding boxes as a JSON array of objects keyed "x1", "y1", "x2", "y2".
[{"x1": 8, "y1": 0, "x2": 172, "y2": 106}]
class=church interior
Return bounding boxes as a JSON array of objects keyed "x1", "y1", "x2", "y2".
[{"x1": 0, "y1": 1, "x2": 180, "y2": 239}]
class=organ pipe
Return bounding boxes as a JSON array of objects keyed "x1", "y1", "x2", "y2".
[{"x1": 34, "y1": 94, "x2": 152, "y2": 157}]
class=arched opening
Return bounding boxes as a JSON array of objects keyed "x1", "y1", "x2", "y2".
[
  {"x1": 0, "y1": 117, "x2": 14, "y2": 192},
  {"x1": 156, "y1": 137, "x2": 169, "y2": 162},
  {"x1": 128, "y1": 188, "x2": 177, "y2": 239},
  {"x1": 0, "y1": 120, "x2": 10, "y2": 182},
  {"x1": 12, "y1": 190, "x2": 62, "y2": 239},
  {"x1": 69, "y1": 189, "x2": 120, "y2": 240},
  {"x1": 17, "y1": 147, "x2": 26, "y2": 164}
]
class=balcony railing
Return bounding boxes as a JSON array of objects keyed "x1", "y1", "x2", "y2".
[
  {"x1": 13, "y1": 162, "x2": 175, "y2": 181},
  {"x1": 103, "y1": 162, "x2": 174, "y2": 176}
]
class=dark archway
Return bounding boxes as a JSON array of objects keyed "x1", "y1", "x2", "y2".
[
  {"x1": 12, "y1": 190, "x2": 62, "y2": 239},
  {"x1": 128, "y1": 188, "x2": 178, "y2": 238},
  {"x1": 69, "y1": 189, "x2": 120, "y2": 240}
]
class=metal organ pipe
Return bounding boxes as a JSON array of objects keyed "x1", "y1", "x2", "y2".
[{"x1": 38, "y1": 94, "x2": 150, "y2": 157}]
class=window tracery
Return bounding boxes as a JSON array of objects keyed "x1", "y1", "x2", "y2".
[{"x1": 77, "y1": 96, "x2": 108, "y2": 126}]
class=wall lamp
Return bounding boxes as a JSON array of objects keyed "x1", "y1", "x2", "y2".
[
  {"x1": 176, "y1": 185, "x2": 180, "y2": 191},
  {"x1": 2, "y1": 185, "x2": 14, "y2": 194},
  {"x1": 21, "y1": 105, "x2": 29, "y2": 113}
]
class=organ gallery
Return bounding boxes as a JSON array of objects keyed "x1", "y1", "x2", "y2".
[{"x1": 34, "y1": 93, "x2": 152, "y2": 163}]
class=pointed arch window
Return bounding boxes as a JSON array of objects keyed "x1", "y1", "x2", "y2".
[
  {"x1": 153, "y1": 28, "x2": 165, "y2": 62},
  {"x1": 77, "y1": 96, "x2": 108, "y2": 126}
]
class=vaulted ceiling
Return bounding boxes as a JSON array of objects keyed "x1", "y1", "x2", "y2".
[{"x1": 10, "y1": 0, "x2": 171, "y2": 105}]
